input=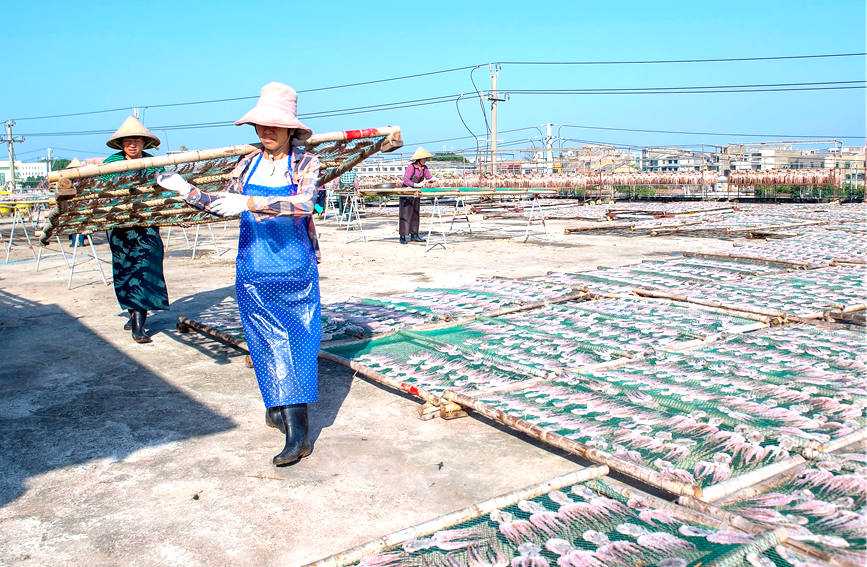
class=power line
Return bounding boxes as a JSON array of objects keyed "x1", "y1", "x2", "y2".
[
  {"x1": 559, "y1": 124, "x2": 864, "y2": 139},
  {"x1": 6, "y1": 66, "x2": 480, "y2": 123},
  {"x1": 7, "y1": 52, "x2": 863, "y2": 123},
  {"x1": 19, "y1": 94, "x2": 482, "y2": 137},
  {"x1": 501, "y1": 80, "x2": 865, "y2": 95},
  {"x1": 497, "y1": 53, "x2": 866, "y2": 65},
  {"x1": 19, "y1": 77, "x2": 863, "y2": 138}
]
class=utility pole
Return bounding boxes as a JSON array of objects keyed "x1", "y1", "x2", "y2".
[
  {"x1": 545, "y1": 123, "x2": 554, "y2": 171},
  {"x1": 488, "y1": 64, "x2": 506, "y2": 175},
  {"x1": 1, "y1": 120, "x2": 25, "y2": 190},
  {"x1": 46, "y1": 147, "x2": 52, "y2": 173}
]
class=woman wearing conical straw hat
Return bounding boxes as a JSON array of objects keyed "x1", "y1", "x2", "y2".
[
  {"x1": 399, "y1": 147, "x2": 435, "y2": 244},
  {"x1": 156, "y1": 82, "x2": 321, "y2": 467},
  {"x1": 103, "y1": 116, "x2": 169, "y2": 344}
]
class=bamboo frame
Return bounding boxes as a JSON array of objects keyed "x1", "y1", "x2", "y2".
[
  {"x1": 678, "y1": 495, "x2": 854, "y2": 567},
  {"x1": 600, "y1": 477, "x2": 730, "y2": 527},
  {"x1": 699, "y1": 456, "x2": 808, "y2": 502},
  {"x1": 633, "y1": 288, "x2": 787, "y2": 320},
  {"x1": 38, "y1": 127, "x2": 402, "y2": 243},
  {"x1": 682, "y1": 251, "x2": 809, "y2": 270},
  {"x1": 397, "y1": 329, "x2": 556, "y2": 381},
  {"x1": 710, "y1": 462, "x2": 810, "y2": 507},
  {"x1": 176, "y1": 316, "x2": 248, "y2": 352},
  {"x1": 442, "y1": 390, "x2": 701, "y2": 497},
  {"x1": 358, "y1": 188, "x2": 557, "y2": 197},
  {"x1": 813, "y1": 427, "x2": 867, "y2": 454},
  {"x1": 317, "y1": 350, "x2": 443, "y2": 406},
  {"x1": 564, "y1": 222, "x2": 635, "y2": 233},
  {"x1": 706, "y1": 527, "x2": 789, "y2": 567},
  {"x1": 47, "y1": 127, "x2": 402, "y2": 182},
  {"x1": 305, "y1": 466, "x2": 609, "y2": 567}
]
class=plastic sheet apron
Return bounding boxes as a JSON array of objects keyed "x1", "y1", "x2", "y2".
[{"x1": 236, "y1": 154, "x2": 321, "y2": 407}]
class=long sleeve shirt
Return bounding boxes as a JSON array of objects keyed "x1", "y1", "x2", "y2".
[
  {"x1": 401, "y1": 162, "x2": 431, "y2": 188},
  {"x1": 186, "y1": 147, "x2": 322, "y2": 262}
]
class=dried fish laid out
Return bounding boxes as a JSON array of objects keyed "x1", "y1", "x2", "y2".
[
  {"x1": 565, "y1": 353, "x2": 864, "y2": 458},
  {"x1": 645, "y1": 212, "x2": 823, "y2": 235},
  {"x1": 675, "y1": 323, "x2": 863, "y2": 391},
  {"x1": 715, "y1": 448, "x2": 867, "y2": 566},
  {"x1": 177, "y1": 276, "x2": 578, "y2": 346},
  {"x1": 663, "y1": 266, "x2": 866, "y2": 319},
  {"x1": 620, "y1": 255, "x2": 788, "y2": 281},
  {"x1": 476, "y1": 375, "x2": 795, "y2": 490},
  {"x1": 326, "y1": 294, "x2": 761, "y2": 401},
  {"x1": 736, "y1": 203, "x2": 867, "y2": 225},
  {"x1": 493, "y1": 298, "x2": 760, "y2": 353},
  {"x1": 535, "y1": 270, "x2": 646, "y2": 297},
  {"x1": 723, "y1": 229, "x2": 867, "y2": 267},
  {"x1": 316, "y1": 469, "x2": 788, "y2": 567},
  {"x1": 825, "y1": 221, "x2": 867, "y2": 234},
  {"x1": 534, "y1": 254, "x2": 789, "y2": 298},
  {"x1": 325, "y1": 330, "x2": 544, "y2": 398}
]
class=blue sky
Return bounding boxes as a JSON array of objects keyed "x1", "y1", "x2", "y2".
[{"x1": 5, "y1": 0, "x2": 865, "y2": 163}]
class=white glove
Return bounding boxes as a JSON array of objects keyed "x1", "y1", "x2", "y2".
[
  {"x1": 155, "y1": 172, "x2": 195, "y2": 197},
  {"x1": 210, "y1": 193, "x2": 249, "y2": 217}
]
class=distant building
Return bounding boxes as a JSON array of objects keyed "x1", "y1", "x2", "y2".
[{"x1": 0, "y1": 160, "x2": 48, "y2": 187}]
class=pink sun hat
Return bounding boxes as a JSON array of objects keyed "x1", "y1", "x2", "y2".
[{"x1": 235, "y1": 82, "x2": 313, "y2": 142}]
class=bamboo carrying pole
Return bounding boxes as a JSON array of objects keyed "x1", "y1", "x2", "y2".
[
  {"x1": 46, "y1": 127, "x2": 402, "y2": 182},
  {"x1": 442, "y1": 390, "x2": 700, "y2": 497},
  {"x1": 305, "y1": 466, "x2": 609, "y2": 567}
]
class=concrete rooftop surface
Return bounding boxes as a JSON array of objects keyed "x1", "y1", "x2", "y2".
[{"x1": 1, "y1": 211, "x2": 749, "y2": 566}]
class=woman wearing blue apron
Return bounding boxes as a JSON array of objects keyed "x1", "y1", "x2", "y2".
[{"x1": 158, "y1": 82, "x2": 322, "y2": 466}]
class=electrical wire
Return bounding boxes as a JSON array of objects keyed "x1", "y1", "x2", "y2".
[
  {"x1": 7, "y1": 52, "x2": 863, "y2": 123},
  {"x1": 558, "y1": 124, "x2": 864, "y2": 139},
  {"x1": 469, "y1": 65, "x2": 492, "y2": 159},
  {"x1": 501, "y1": 80, "x2": 865, "y2": 95},
  {"x1": 496, "y1": 53, "x2": 866, "y2": 65},
  {"x1": 454, "y1": 95, "x2": 481, "y2": 165},
  {"x1": 19, "y1": 94, "x2": 484, "y2": 137}
]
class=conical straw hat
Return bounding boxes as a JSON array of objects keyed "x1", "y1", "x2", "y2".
[
  {"x1": 106, "y1": 115, "x2": 161, "y2": 150},
  {"x1": 410, "y1": 147, "x2": 433, "y2": 161},
  {"x1": 66, "y1": 157, "x2": 82, "y2": 168}
]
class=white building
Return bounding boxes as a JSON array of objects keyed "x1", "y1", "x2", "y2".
[{"x1": 0, "y1": 160, "x2": 48, "y2": 187}]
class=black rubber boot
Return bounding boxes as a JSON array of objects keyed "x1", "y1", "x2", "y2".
[
  {"x1": 399, "y1": 236, "x2": 409, "y2": 244},
  {"x1": 130, "y1": 310, "x2": 152, "y2": 344},
  {"x1": 265, "y1": 406, "x2": 286, "y2": 434},
  {"x1": 123, "y1": 311, "x2": 132, "y2": 331},
  {"x1": 410, "y1": 233, "x2": 424, "y2": 242},
  {"x1": 273, "y1": 404, "x2": 312, "y2": 466}
]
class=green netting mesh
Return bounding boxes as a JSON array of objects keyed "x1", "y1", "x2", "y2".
[
  {"x1": 327, "y1": 322, "x2": 865, "y2": 491},
  {"x1": 346, "y1": 477, "x2": 788, "y2": 567},
  {"x1": 719, "y1": 449, "x2": 866, "y2": 565},
  {"x1": 667, "y1": 266, "x2": 865, "y2": 318}
]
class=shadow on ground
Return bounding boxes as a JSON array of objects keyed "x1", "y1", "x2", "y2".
[
  {"x1": 162, "y1": 286, "x2": 354, "y2": 447},
  {"x1": 0, "y1": 289, "x2": 236, "y2": 507}
]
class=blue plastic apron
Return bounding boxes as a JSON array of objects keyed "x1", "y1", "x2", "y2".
[{"x1": 236, "y1": 153, "x2": 321, "y2": 407}]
